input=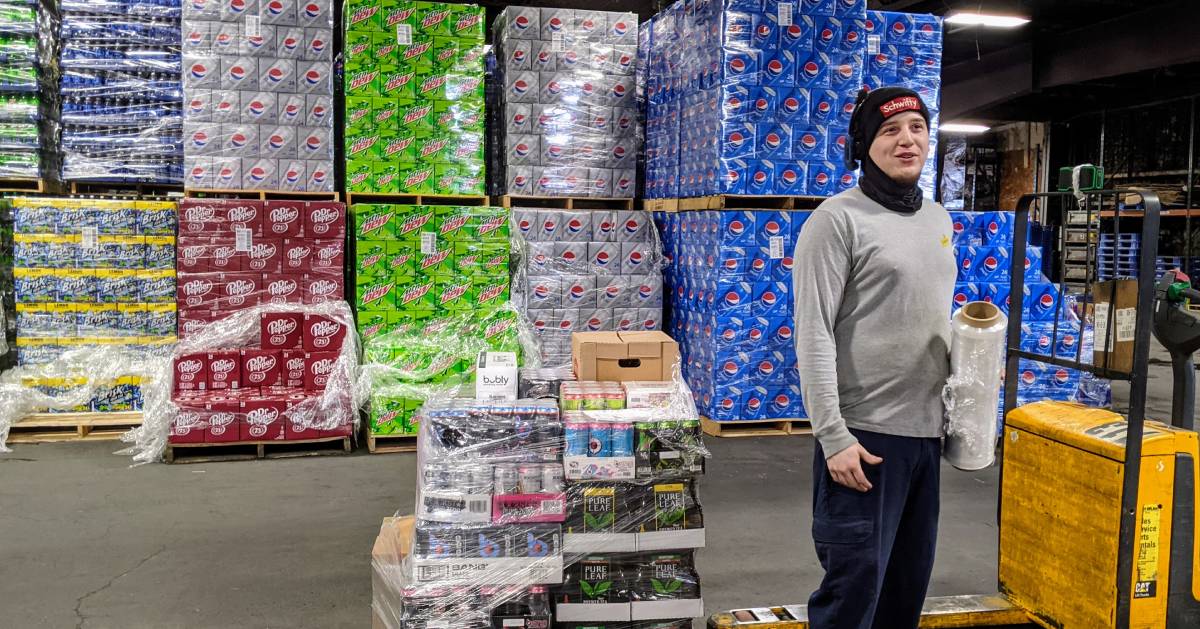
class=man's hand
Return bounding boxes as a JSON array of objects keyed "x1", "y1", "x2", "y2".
[{"x1": 827, "y1": 443, "x2": 883, "y2": 492}]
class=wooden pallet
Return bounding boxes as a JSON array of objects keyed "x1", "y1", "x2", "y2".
[
  {"x1": 7, "y1": 411, "x2": 142, "y2": 444},
  {"x1": 700, "y1": 416, "x2": 811, "y2": 438},
  {"x1": 184, "y1": 188, "x2": 341, "y2": 201},
  {"x1": 367, "y1": 432, "x2": 418, "y2": 454},
  {"x1": 671, "y1": 195, "x2": 827, "y2": 211},
  {"x1": 68, "y1": 181, "x2": 184, "y2": 198},
  {"x1": 499, "y1": 195, "x2": 635, "y2": 210},
  {"x1": 346, "y1": 193, "x2": 489, "y2": 207},
  {"x1": 642, "y1": 198, "x2": 679, "y2": 212},
  {"x1": 0, "y1": 178, "x2": 57, "y2": 194},
  {"x1": 165, "y1": 435, "x2": 352, "y2": 463}
]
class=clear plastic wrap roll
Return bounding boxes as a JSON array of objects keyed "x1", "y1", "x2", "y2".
[{"x1": 943, "y1": 301, "x2": 1006, "y2": 471}]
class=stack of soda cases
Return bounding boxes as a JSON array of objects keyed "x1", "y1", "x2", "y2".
[
  {"x1": 58, "y1": 0, "x2": 184, "y2": 183},
  {"x1": 353, "y1": 203, "x2": 521, "y2": 436},
  {"x1": 654, "y1": 209, "x2": 806, "y2": 421},
  {"x1": 2, "y1": 199, "x2": 14, "y2": 367},
  {"x1": 1097, "y1": 232, "x2": 1139, "y2": 280},
  {"x1": 492, "y1": 6, "x2": 640, "y2": 198},
  {"x1": 0, "y1": 1, "x2": 50, "y2": 178},
  {"x1": 555, "y1": 381, "x2": 706, "y2": 626},
  {"x1": 169, "y1": 309, "x2": 354, "y2": 444},
  {"x1": 344, "y1": 0, "x2": 486, "y2": 195},
  {"x1": 175, "y1": 198, "x2": 346, "y2": 337},
  {"x1": 11, "y1": 197, "x2": 177, "y2": 406},
  {"x1": 643, "y1": 0, "x2": 943, "y2": 199},
  {"x1": 861, "y1": 10, "x2": 942, "y2": 195},
  {"x1": 390, "y1": 398, "x2": 562, "y2": 629},
  {"x1": 181, "y1": 0, "x2": 335, "y2": 192},
  {"x1": 948, "y1": 209, "x2": 1105, "y2": 407},
  {"x1": 514, "y1": 208, "x2": 663, "y2": 367}
]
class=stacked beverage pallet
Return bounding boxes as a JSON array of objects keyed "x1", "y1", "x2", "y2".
[
  {"x1": 644, "y1": 195, "x2": 826, "y2": 212},
  {"x1": 1097, "y1": 233, "x2": 1140, "y2": 280}
]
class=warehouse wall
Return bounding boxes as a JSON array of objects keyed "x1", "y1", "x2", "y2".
[{"x1": 996, "y1": 122, "x2": 1046, "y2": 210}]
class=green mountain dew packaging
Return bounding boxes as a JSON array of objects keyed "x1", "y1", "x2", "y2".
[
  {"x1": 368, "y1": 390, "x2": 423, "y2": 435},
  {"x1": 343, "y1": 1, "x2": 486, "y2": 193}
]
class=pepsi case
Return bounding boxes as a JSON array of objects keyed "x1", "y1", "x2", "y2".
[
  {"x1": 955, "y1": 246, "x2": 977, "y2": 280},
  {"x1": 801, "y1": 0, "x2": 836, "y2": 17},
  {"x1": 185, "y1": 157, "x2": 214, "y2": 188},
  {"x1": 279, "y1": 160, "x2": 306, "y2": 191},
  {"x1": 185, "y1": 55, "x2": 220, "y2": 88},
  {"x1": 278, "y1": 94, "x2": 306, "y2": 125},
  {"x1": 243, "y1": 158, "x2": 278, "y2": 190},
  {"x1": 307, "y1": 161, "x2": 333, "y2": 191},
  {"x1": 260, "y1": 125, "x2": 297, "y2": 158},
  {"x1": 720, "y1": 122, "x2": 756, "y2": 159},
  {"x1": 779, "y1": 16, "x2": 817, "y2": 52},
  {"x1": 746, "y1": 160, "x2": 776, "y2": 194},
  {"x1": 775, "y1": 161, "x2": 807, "y2": 194},
  {"x1": 500, "y1": 6, "x2": 539, "y2": 40},
  {"x1": 213, "y1": 158, "x2": 243, "y2": 188},
  {"x1": 259, "y1": 59, "x2": 297, "y2": 93},
  {"x1": 793, "y1": 126, "x2": 827, "y2": 160},
  {"x1": 976, "y1": 211, "x2": 1014, "y2": 245},
  {"x1": 297, "y1": 62, "x2": 332, "y2": 94},
  {"x1": 242, "y1": 25, "x2": 277, "y2": 56},
  {"x1": 506, "y1": 71, "x2": 539, "y2": 104},
  {"x1": 807, "y1": 161, "x2": 836, "y2": 196},
  {"x1": 222, "y1": 0, "x2": 260, "y2": 22},
  {"x1": 241, "y1": 91, "x2": 277, "y2": 124},
  {"x1": 723, "y1": 49, "x2": 760, "y2": 85},
  {"x1": 762, "y1": 50, "x2": 796, "y2": 87},
  {"x1": 212, "y1": 92, "x2": 239, "y2": 123},
  {"x1": 836, "y1": 19, "x2": 866, "y2": 52},
  {"x1": 826, "y1": 128, "x2": 848, "y2": 163},
  {"x1": 975, "y1": 246, "x2": 1012, "y2": 282},
  {"x1": 776, "y1": 87, "x2": 810, "y2": 124},
  {"x1": 810, "y1": 88, "x2": 839, "y2": 125},
  {"x1": 813, "y1": 16, "x2": 842, "y2": 52},
  {"x1": 759, "y1": 125, "x2": 792, "y2": 159},
  {"x1": 797, "y1": 50, "x2": 831, "y2": 88},
  {"x1": 951, "y1": 282, "x2": 978, "y2": 312}
]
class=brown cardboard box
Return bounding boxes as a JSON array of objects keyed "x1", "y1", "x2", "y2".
[
  {"x1": 1092, "y1": 279, "x2": 1138, "y2": 373},
  {"x1": 572, "y1": 331, "x2": 679, "y2": 382},
  {"x1": 371, "y1": 516, "x2": 414, "y2": 629}
]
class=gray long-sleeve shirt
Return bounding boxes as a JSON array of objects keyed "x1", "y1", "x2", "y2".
[{"x1": 792, "y1": 186, "x2": 957, "y2": 456}]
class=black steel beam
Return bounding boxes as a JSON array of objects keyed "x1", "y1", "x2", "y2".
[{"x1": 941, "y1": 1, "x2": 1200, "y2": 120}]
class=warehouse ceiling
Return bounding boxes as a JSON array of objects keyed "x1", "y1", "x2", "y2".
[{"x1": 879, "y1": 0, "x2": 1200, "y2": 121}]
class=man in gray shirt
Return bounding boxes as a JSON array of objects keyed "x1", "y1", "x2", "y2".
[{"x1": 793, "y1": 87, "x2": 956, "y2": 628}]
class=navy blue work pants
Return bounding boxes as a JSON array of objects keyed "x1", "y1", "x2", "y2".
[{"x1": 807, "y1": 428, "x2": 941, "y2": 629}]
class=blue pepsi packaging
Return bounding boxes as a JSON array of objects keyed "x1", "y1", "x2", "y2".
[
  {"x1": 762, "y1": 50, "x2": 797, "y2": 87},
  {"x1": 753, "y1": 281, "x2": 790, "y2": 315},
  {"x1": 759, "y1": 124, "x2": 793, "y2": 158},
  {"x1": 825, "y1": 127, "x2": 848, "y2": 162},
  {"x1": 833, "y1": 0, "x2": 867, "y2": 18},
  {"x1": 813, "y1": 16, "x2": 842, "y2": 51},
  {"x1": 801, "y1": 0, "x2": 836, "y2": 17},
  {"x1": 776, "y1": 87, "x2": 810, "y2": 123},
  {"x1": 779, "y1": 17, "x2": 816, "y2": 52},
  {"x1": 810, "y1": 88, "x2": 839, "y2": 124},
  {"x1": 774, "y1": 161, "x2": 808, "y2": 194},
  {"x1": 797, "y1": 50, "x2": 831, "y2": 88},
  {"x1": 952, "y1": 282, "x2": 979, "y2": 312},
  {"x1": 793, "y1": 125, "x2": 828, "y2": 159},
  {"x1": 807, "y1": 161, "x2": 836, "y2": 196}
]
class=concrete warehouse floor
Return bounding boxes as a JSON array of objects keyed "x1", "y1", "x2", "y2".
[{"x1": 0, "y1": 344, "x2": 1187, "y2": 629}]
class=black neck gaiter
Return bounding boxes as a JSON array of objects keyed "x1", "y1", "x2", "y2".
[{"x1": 858, "y1": 156, "x2": 924, "y2": 214}]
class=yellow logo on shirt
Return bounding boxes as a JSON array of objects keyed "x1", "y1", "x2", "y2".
[{"x1": 940, "y1": 234, "x2": 951, "y2": 248}]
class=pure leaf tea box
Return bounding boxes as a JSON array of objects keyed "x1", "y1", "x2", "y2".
[
  {"x1": 629, "y1": 552, "x2": 704, "y2": 620},
  {"x1": 563, "y1": 482, "x2": 637, "y2": 553},
  {"x1": 638, "y1": 480, "x2": 706, "y2": 551},
  {"x1": 556, "y1": 555, "x2": 633, "y2": 622}
]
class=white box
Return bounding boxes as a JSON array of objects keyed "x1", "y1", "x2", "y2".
[
  {"x1": 563, "y1": 532, "x2": 638, "y2": 553},
  {"x1": 630, "y1": 598, "x2": 704, "y2": 621},
  {"x1": 554, "y1": 602, "x2": 631, "y2": 622},
  {"x1": 405, "y1": 556, "x2": 564, "y2": 585},
  {"x1": 637, "y1": 528, "x2": 706, "y2": 551},
  {"x1": 564, "y1": 455, "x2": 635, "y2": 480}
]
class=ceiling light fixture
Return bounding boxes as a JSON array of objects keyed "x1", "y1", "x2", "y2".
[
  {"x1": 944, "y1": 12, "x2": 1030, "y2": 28},
  {"x1": 940, "y1": 123, "x2": 991, "y2": 134}
]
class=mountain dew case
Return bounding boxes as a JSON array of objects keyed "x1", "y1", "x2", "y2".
[
  {"x1": 473, "y1": 274, "x2": 510, "y2": 310},
  {"x1": 387, "y1": 241, "x2": 420, "y2": 275},
  {"x1": 434, "y1": 164, "x2": 485, "y2": 196},
  {"x1": 355, "y1": 204, "x2": 397, "y2": 240},
  {"x1": 347, "y1": 160, "x2": 375, "y2": 192},
  {"x1": 357, "y1": 310, "x2": 391, "y2": 342},
  {"x1": 372, "y1": 162, "x2": 401, "y2": 193},
  {"x1": 357, "y1": 275, "x2": 396, "y2": 310},
  {"x1": 435, "y1": 274, "x2": 474, "y2": 311},
  {"x1": 416, "y1": 247, "x2": 454, "y2": 275},
  {"x1": 395, "y1": 273, "x2": 438, "y2": 310},
  {"x1": 369, "y1": 392, "x2": 422, "y2": 434},
  {"x1": 357, "y1": 241, "x2": 391, "y2": 278},
  {"x1": 343, "y1": 1, "x2": 487, "y2": 193},
  {"x1": 394, "y1": 204, "x2": 435, "y2": 240}
]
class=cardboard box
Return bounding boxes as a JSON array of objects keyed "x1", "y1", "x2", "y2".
[
  {"x1": 241, "y1": 349, "x2": 282, "y2": 390},
  {"x1": 261, "y1": 312, "x2": 303, "y2": 349},
  {"x1": 303, "y1": 313, "x2": 347, "y2": 352},
  {"x1": 282, "y1": 350, "x2": 307, "y2": 388},
  {"x1": 572, "y1": 331, "x2": 678, "y2": 382},
  {"x1": 263, "y1": 274, "x2": 304, "y2": 305},
  {"x1": 265, "y1": 200, "x2": 306, "y2": 238},
  {"x1": 1092, "y1": 279, "x2": 1137, "y2": 373},
  {"x1": 174, "y1": 352, "x2": 208, "y2": 391},
  {"x1": 206, "y1": 397, "x2": 242, "y2": 443},
  {"x1": 372, "y1": 517, "x2": 414, "y2": 629}
]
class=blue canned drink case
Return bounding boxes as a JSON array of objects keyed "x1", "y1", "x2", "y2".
[
  {"x1": 136, "y1": 201, "x2": 177, "y2": 235},
  {"x1": 610, "y1": 422, "x2": 634, "y2": 456},
  {"x1": 14, "y1": 268, "x2": 57, "y2": 302},
  {"x1": 145, "y1": 236, "x2": 176, "y2": 269},
  {"x1": 139, "y1": 270, "x2": 177, "y2": 303},
  {"x1": 564, "y1": 416, "x2": 590, "y2": 456},
  {"x1": 588, "y1": 422, "x2": 612, "y2": 457},
  {"x1": 57, "y1": 269, "x2": 95, "y2": 302}
]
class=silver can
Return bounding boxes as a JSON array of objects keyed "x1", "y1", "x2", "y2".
[
  {"x1": 493, "y1": 464, "x2": 520, "y2": 495},
  {"x1": 541, "y1": 465, "x2": 564, "y2": 493},
  {"x1": 518, "y1": 464, "x2": 543, "y2": 494}
]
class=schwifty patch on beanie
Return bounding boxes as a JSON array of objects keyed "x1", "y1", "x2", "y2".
[{"x1": 879, "y1": 95, "x2": 921, "y2": 118}]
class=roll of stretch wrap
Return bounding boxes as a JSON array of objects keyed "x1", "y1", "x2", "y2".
[{"x1": 944, "y1": 301, "x2": 1007, "y2": 470}]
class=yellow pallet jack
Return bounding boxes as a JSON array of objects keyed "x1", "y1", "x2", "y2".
[{"x1": 708, "y1": 189, "x2": 1199, "y2": 629}]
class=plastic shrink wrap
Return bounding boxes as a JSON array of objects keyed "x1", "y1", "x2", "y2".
[
  {"x1": 371, "y1": 362, "x2": 710, "y2": 629},
  {"x1": 491, "y1": 7, "x2": 642, "y2": 198},
  {"x1": 0, "y1": 0, "x2": 55, "y2": 179},
  {"x1": 1, "y1": 196, "x2": 179, "y2": 451},
  {"x1": 121, "y1": 300, "x2": 360, "y2": 464},
  {"x1": 943, "y1": 301, "x2": 1005, "y2": 470},
  {"x1": 182, "y1": 0, "x2": 335, "y2": 191},
  {"x1": 511, "y1": 206, "x2": 666, "y2": 368},
  {"x1": 60, "y1": 0, "x2": 183, "y2": 183},
  {"x1": 343, "y1": 0, "x2": 486, "y2": 195}
]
